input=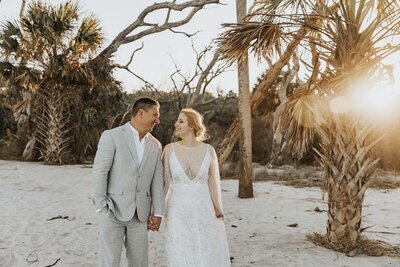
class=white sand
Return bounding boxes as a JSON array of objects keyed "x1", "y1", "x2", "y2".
[{"x1": 1, "y1": 160, "x2": 399, "y2": 267}]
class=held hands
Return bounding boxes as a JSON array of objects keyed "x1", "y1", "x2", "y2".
[{"x1": 147, "y1": 215, "x2": 162, "y2": 231}]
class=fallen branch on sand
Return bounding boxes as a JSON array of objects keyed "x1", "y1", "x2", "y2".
[
  {"x1": 45, "y1": 258, "x2": 60, "y2": 267},
  {"x1": 47, "y1": 216, "x2": 70, "y2": 221},
  {"x1": 314, "y1": 206, "x2": 326, "y2": 213}
]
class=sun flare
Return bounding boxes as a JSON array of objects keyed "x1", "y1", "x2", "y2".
[{"x1": 329, "y1": 82, "x2": 399, "y2": 125}]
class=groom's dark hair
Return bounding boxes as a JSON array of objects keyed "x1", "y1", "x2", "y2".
[{"x1": 131, "y1": 97, "x2": 159, "y2": 117}]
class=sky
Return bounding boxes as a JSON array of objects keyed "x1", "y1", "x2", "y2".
[
  {"x1": 1, "y1": 1, "x2": 399, "y2": 96},
  {"x1": 0, "y1": 0, "x2": 260, "y2": 94}
]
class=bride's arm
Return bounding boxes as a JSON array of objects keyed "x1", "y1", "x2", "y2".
[
  {"x1": 162, "y1": 144, "x2": 172, "y2": 198},
  {"x1": 208, "y1": 145, "x2": 224, "y2": 218}
]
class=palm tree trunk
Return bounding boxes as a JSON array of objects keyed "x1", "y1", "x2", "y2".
[
  {"x1": 36, "y1": 90, "x2": 72, "y2": 165},
  {"x1": 314, "y1": 114, "x2": 381, "y2": 252},
  {"x1": 236, "y1": 0, "x2": 253, "y2": 198}
]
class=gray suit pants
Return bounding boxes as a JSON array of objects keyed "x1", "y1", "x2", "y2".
[{"x1": 98, "y1": 209, "x2": 148, "y2": 267}]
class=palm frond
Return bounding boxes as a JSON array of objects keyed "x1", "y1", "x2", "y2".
[
  {"x1": 13, "y1": 66, "x2": 41, "y2": 92},
  {"x1": 311, "y1": 0, "x2": 400, "y2": 95},
  {"x1": 280, "y1": 89, "x2": 329, "y2": 159},
  {"x1": 0, "y1": 20, "x2": 22, "y2": 56},
  {"x1": 377, "y1": 0, "x2": 400, "y2": 21},
  {"x1": 72, "y1": 15, "x2": 103, "y2": 56},
  {"x1": 21, "y1": 0, "x2": 79, "y2": 44},
  {"x1": 0, "y1": 61, "x2": 13, "y2": 78},
  {"x1": 218, "y1": 21, "x2": 282, "y2": 64},
  {"x1": 50, "y1": 1, "x2": 79, "y2": 35},
  {"x1": 251, "y1": 0, "x2": 315, "y2": 15}
]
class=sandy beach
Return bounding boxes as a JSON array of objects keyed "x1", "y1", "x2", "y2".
[{"x1": 1, "y1": 160, "x2": 399, "y2": 267}]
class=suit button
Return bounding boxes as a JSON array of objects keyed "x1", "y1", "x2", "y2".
[{"x1": 137, "y1": 190, "x2": 141, "y2": 193}]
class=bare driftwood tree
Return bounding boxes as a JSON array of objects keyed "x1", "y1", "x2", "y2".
[
  {"x1": 94, "y1": 0, "x2": 223, "y2": 124},
  {"x1": 186, "y1": 46, "x2": 224, "y2": 107},
  {"x1": 169, "y1": 41, "x2": 229, "y2": 108},
  {"x1": 90, "y1": 0, "x2": 220, "y2": 67}
]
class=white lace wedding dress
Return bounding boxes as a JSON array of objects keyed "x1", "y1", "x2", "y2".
[{"x1": 163, "y1": 142, "x2": 231, "y2": 267}]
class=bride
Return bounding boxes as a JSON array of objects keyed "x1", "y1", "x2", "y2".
[{"x1": 161, "y1": 108, "x2": 231, "y2": 267}]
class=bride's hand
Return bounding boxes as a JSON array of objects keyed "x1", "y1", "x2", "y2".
[{"x1": 215, "y1": 212, "x2": 224, "y2": 219}]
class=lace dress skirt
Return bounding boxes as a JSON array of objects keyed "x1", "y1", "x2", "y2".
[{"x1": 165, "y1": 182, "x2": 230, "y2": 267}]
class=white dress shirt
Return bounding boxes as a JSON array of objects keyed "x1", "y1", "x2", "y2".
[
  {"x1": 129, "y1": 123, "x2": 150, "y2": 165},
  {"x1": 130, "y1": 124, "x2": 162, "y2": 218}
]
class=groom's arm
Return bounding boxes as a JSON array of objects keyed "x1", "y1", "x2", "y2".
[
  {"x1": 92, "y1": 130, "x2": 115, "y2": 212},
  {"x1": 151, "y1": 143, "x2": 164, "y2": 218}
]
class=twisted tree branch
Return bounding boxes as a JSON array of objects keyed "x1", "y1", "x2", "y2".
[{"x1": 91, "y1": 0, "x2": 219, "y2": 64}]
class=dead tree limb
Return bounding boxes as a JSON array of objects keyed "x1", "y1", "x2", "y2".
[
  {"x1": 91, "y1": 0, "x2": 220, "y2": 65},
  {"x1": 169, "y1": 41, "x2": 229, "y2": 107}
]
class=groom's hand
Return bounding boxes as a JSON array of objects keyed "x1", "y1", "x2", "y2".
[{"x1": 147, "y1": 215, "x2": 162, "y2": 231}]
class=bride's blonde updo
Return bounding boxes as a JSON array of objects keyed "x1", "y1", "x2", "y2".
[{"x1": 180, "y1": 108, "x2": 208, "y2": 141}]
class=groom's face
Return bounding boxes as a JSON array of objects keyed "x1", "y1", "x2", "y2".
[{"x1": 141, "y1": 105, "x2": 160, "y2": 132}]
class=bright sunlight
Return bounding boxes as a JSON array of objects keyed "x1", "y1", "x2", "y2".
[{"x1": 329, "y1": 79, "x2": 399, "y2": 121}]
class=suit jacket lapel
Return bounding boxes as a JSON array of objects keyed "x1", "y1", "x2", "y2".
[{"x1": 122, "y1": 122, "x2": 140, "y2": 169}]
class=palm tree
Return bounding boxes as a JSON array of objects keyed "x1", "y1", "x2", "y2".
[
  {"x1": 305, "y1": 1, "x2": 400, "y2": 252},
  {"x1": 1, "y1": 0, "x2": 221, "y2": 164},
  {"x1": 0, "y1": 1, "x2": 106, "y2": 164},
  {"x1": 217, "y1": 0, "x2": 329, "y2": 164},
  {"x1": 235, "y1": 0, "x2": 253, "y2": 198},
  {"x1": 219, "y1": 0, "x2": 400, "y2": 253}
]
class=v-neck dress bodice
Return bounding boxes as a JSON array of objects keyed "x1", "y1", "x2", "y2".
[
  {"x1": 170, "y1": 144, "x2": 209, "y2": 183},
  {"x1": 162, "y1": 142, "x2": 231, "y2": 267}
]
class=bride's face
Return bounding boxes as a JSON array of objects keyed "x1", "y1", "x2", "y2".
[{"x1": 174, "y1": 113, "x2": 193, "y2": 138}]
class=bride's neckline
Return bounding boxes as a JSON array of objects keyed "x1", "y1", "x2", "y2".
[{"x1": 176, "y1": 141, "x2": 204, "y2": 149}]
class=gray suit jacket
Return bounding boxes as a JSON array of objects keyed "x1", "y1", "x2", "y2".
[{"x1": 92, "y1": 122, "x2": 164, "y2": 222}]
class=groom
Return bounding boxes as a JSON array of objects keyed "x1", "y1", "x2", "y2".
[{"x1": 92, "y1": 97, "x2": 164, "y2": 267}]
